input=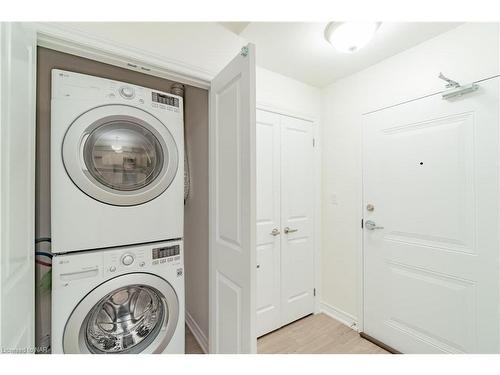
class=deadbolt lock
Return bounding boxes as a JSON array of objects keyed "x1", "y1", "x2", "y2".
[{"x1": 366, "y1": 204, "x2": 375, "y2": 212}]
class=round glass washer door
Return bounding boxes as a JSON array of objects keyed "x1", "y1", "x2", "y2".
[
  {"x1": 63, "y1": 104, "x2": 179, "y2": 206},
  {"x1": 63, "y1": 273, "x2": 179, "y2": 354}
]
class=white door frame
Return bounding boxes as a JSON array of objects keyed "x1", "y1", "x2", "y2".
[{"x1": 256, "y1": 103, "x2": 322, "y2": 314}]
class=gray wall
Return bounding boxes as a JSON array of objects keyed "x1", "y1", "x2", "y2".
[
  {"x1": 36, "y1": 47, "x2": 209, "y2": 342},
  {"x1": 183, "y1": 86, "x2": 209, "y2": 338}
]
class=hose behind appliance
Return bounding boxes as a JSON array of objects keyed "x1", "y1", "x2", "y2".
[{"x1": 170, "y1": 83, "x2": 190, "y2": 203}]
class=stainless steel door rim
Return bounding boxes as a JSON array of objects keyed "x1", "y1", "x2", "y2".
[
  {"x1": 62, "y1": 104, "x2": 179, "y2": 206},
  {"x1": 63, "y1": 272, "x2": 179, "y2": 354}
]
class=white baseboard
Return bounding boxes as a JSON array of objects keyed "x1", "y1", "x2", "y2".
[
  {"x1": 185, "y1": 311, "x2": 209, "y2": 353},
  {"x1": 320, "y1": 301, "x2": 359, "y2": 332}
]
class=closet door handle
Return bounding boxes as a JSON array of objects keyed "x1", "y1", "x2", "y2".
[
  {"x1": 270, "y1": 228, "x2": 280, "y2": 236},
  {"x1": 284, "y1": 227, "x2": 298, "y2": 234}
]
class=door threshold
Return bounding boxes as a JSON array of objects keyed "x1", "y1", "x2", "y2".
[
  {"x1": 257, "y1": 313, "x2": 314, "y2": 339},
  {"x1": 359, "y1": 332, "x2": 401, "y2": 354}
]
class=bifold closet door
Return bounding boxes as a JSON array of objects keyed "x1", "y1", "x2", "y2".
[
  {"x1": 209, "y1": 44, "x2": 256, "y2": 354},
  {"x1": 256, "y1": 110, "x2": 315, "y2": 337},
  {"x1": 280, "y1": 116, "x2": 315, "y2": 326},
  {"x1": 256, "y1": 110, "x2": 281, "y2": 337}
]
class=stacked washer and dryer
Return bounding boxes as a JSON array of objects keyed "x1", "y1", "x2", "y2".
[{"x1": 50, "y1": 70, "x2": 185, "y2": 354}]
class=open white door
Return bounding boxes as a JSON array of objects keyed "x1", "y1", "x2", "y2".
[
  {"x1": 209, "y1": 44, "x2": 256, "y2": 353},
  {"x1": 0, "y1": 23, "x2": 36, "y2": 353}
]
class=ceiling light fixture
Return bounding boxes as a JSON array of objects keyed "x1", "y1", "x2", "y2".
[{"x1": 324, "y1": 22, "x2": 381, "y2": 53}]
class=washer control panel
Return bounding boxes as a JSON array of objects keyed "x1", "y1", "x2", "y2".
[
  {"x1": 103, "y1": 243, "x2": 182, "y2": 275},
  {"x1": 121, "y1": 253, "x2": 135, "y2": 266},
  {"x1": 105, "y1": 248, "x2": 146, "y2": 275},
  {"x1": 152, "y1": 244, "x2": 181, "y2": 266},
  {"x1": 119, "y1": 86, "x2": 135, "y2": 99},
  {"x1": 53, "y1": 240, "x2": 184, "y2": 287}
]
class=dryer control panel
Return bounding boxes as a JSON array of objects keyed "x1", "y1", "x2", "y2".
[
  {"x1": 152, "y1": 92, "x2": 179, "y2": 107},
  {"x1": 51, "y1": 69, "x2": 183, "y2": 115}
]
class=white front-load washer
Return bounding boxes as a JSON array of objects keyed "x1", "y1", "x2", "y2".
[
  {"x1": 51, "y1": 70, "x2": 184, "y2": 254},
  {"x1": 51, "y1": 239, "x2": 185, "y2": 354}
]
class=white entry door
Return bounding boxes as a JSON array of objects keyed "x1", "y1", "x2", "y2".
[
  {"x1": 363, "y1": 78, "x2": 499, "y2": 353},
  {"x1": 209, "y1": 44, "x2": 257, "y2": 353},
  {"x1": 0, "y1": 23, "x2": 36, "y2": 353},
  {"x1": 256, "y1": 110, "x2": 315, "y2": 337},
  {"x1": 280, "y1": 115, "x2": 315, "y2": 326}
]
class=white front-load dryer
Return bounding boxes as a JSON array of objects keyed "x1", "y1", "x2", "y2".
[
  {"x1": 51, "y1": 240, "x2": 185, "y2": 354},
  {"x1": 51, "y1": 70, "x2": 184, "y2": 253}
]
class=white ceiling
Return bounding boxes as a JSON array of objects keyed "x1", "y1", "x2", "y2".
[
  {"x1": 56, "y1": 22, "x2": 461, "y2": 88},
  {"x1": 220, "y1": 22, "x2": 251, "y2": 35},
  {"x1": 237, "y1": 22, "x2": 462, "y2": 87},
  {"x1": 55, "y1": 22, "x2": 246, "y2": 79}
]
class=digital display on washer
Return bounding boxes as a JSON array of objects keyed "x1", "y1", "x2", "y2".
[
  {"x1": 152, "y1": 245, "x2": 180, "y2": 259},
  {"x1": 152, "y1": 92, "x2": 179, "y2": 107}
]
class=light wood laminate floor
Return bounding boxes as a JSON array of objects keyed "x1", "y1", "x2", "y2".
[
  {"x1": 257, "y1": 313, "x2": 389, "y2": 354},
  {"x1": 186, "y1": 313, "x2": 389, "y2": 354}
]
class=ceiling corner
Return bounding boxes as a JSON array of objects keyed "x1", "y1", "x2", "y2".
[{"x1": 219, "y1": 22, "x2": 251, "y2": 35}]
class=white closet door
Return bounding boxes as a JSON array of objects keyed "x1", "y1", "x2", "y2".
[
  {"x1": 209, "y1": 44, "x2": 257, "y2": 353},
  {"x1": 256, "y1": 110, "x2": 281, "y2": 337},
  {"x1": 0, "y1": 23, "x2": 36, "y2": 352},
  {"x1": 363, "y1": 78, "x2": 499, "y2": 353},
  {"x1": 280, "y1": 116, "x2": 315, "y2": 326}
]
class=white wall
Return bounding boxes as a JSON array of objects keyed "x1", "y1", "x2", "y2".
[
  {"x1": 256, "y1": 66, "x2": 321, "y2": 120},
  {"x1": 320, "y1": 23, "x2": 500, "y2": 325}
]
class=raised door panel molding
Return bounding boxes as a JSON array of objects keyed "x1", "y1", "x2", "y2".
[
  {"x1": 380, "y1": 112, "x2": 476, "y2": 255},
  {"x1": 215, "y1": 77, "x2": 243, "y2": 252}
]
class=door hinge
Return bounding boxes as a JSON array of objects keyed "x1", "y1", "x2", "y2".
[
  {"x1": 361, "y1": 219, "x2": 364, "y2": 228},
  {"x1": 313, "y1": 138, "x2": 315, "y2": 147},
  {"x1": 240, "y1": 46, "x2": 249, "y2": 57},
  {"x1": 313, "y1": 288, "x2": 316, "y2": 297}
]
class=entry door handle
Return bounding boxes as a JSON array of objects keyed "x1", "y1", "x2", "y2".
[
  {"x1": 365, "y1": 220, "x2": 384, "y2": 231},
  {"x1": 284, "y1": 227, "x2": 298, "y2": 234}
]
